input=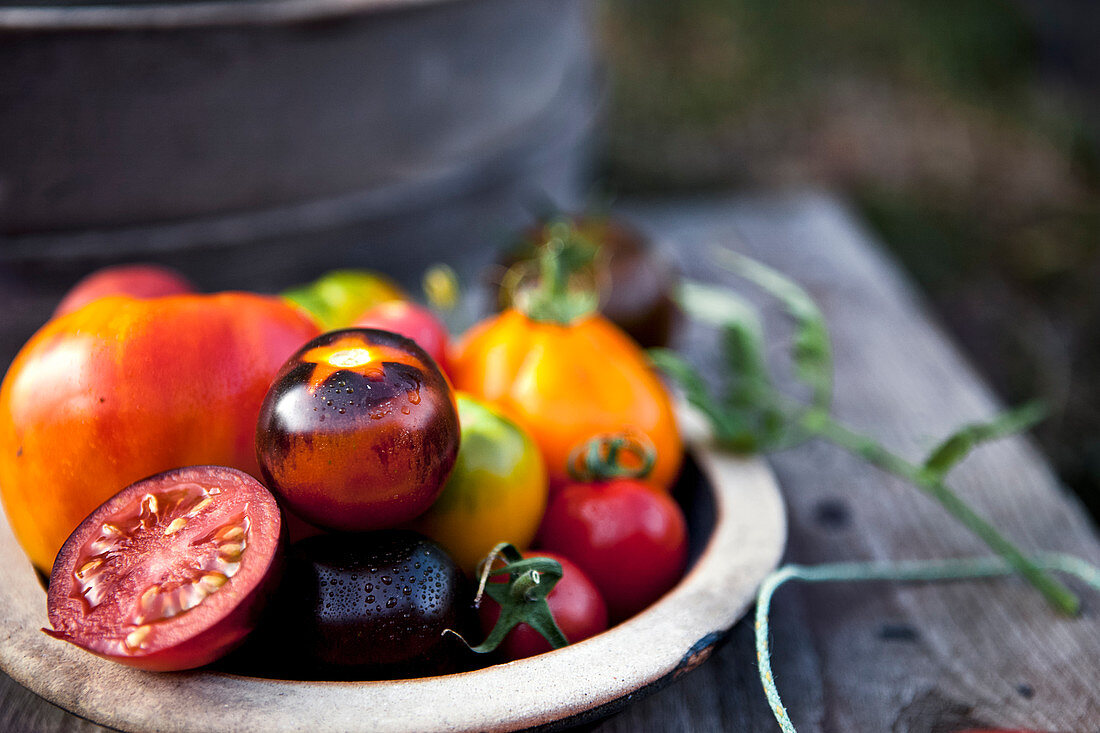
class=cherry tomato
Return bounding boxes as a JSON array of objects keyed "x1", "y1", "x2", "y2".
[
  {"x1": 354, "y1": 300, "x2": 451, "y2": 377},
  {"x1": 53, "y1": 263, "x2": 195, "y2": 318},
  {"x1": 537, "y1": 478, "x2": 688, "y2": 622},
  {"x1": 478, "y1": 551, "x2": 607, "y2": 660},
  {"x1": 410, "y1": 393, "x2": 547, "y2": 573},
  {"x1": 274, "y1": 530, "x2": 471, "y2": 679},
  {"x1": 45, "y1": 466, "x2": 284, "y2": 672},
  {"x1": 282, "y1": 269, "x2": 404, "y2": 331},
  {"x1": 0, "y1": 293, "x2": 319, "y2": 573},
  {"x1": 256, "y1": 328, "x2": 459, "y2": 532}
]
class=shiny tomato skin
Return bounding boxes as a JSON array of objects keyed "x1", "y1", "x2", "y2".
[
  {"x1": 354, "y1": 300, "x2": 451, "y2": 377},
  {"x1": 452, "y1": 309, "x2": 682, "y2": 494},
  {"x1": 46, "y1": 466, "x2": 284, "y2": 672},
  {"x1": 256, "y1": 328, "x2": 460, "y2": 532},
  {"x1": 53, "y1": 263, "x2": 195, "y2": 318},
  {"x1": 0, "y1": 293, "x2": 319, "y2": 573},
  {"x1": 478, "y1": 551, "x2": 607, "y2": 660},
  {"x1": 276, "y1": 530, "x2": 471, "y2": 679},
  {"x1": 538, "y1": 479, "x2": 688, "y2": 622}
]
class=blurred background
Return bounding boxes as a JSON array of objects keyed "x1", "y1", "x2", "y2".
[
  {"x1": 597, "y1": 0, "x2": 1099, "y2": 520},
  {"x1": 1, "y1": 0, "x2": 1096, "y2": 519}
]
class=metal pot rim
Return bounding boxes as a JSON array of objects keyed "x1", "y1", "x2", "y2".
[{"x1": 0, "y1": 0, "x2": 460, "y2": 31}]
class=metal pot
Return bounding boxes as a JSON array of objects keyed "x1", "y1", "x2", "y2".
[{"x1": 0, "y1": 0, "x2": 598, "y2": 360}]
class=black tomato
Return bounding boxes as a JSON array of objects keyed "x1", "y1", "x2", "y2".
[
  {"x1": 275, "y1": 530, "x2": 472, "y2": 679},
  {"x1": 495, "y1": 215, "x2": 680, "y2": 348},
  {"x1": 256, "y1": 328, "x2": 460, "y2": 532}
]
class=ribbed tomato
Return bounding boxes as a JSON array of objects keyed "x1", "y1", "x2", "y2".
[{"x1": 0, "y1": 293, "x2": 319, "y2": 572}]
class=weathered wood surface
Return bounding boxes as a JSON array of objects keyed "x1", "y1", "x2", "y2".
[{"x1": 1, "y1": 193, "x2": 1098, "y2": 732}]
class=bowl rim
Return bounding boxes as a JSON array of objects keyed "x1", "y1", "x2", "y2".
[
  {"x1": 0, "y1": 0, "x2": 463, "y2": 32},
  {"x1": 0, "y1": 412, "x2": 787, "y2": 732}
]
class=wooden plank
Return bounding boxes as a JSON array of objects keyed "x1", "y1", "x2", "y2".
[{"x1": 596, "y1": 194, "x2": 1100, "y2": 732}]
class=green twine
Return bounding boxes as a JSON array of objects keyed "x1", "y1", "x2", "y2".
[{"x1": 754, "y1": 553, "x2": 1100, "y2": 732}]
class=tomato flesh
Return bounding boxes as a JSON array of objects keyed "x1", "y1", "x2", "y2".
[{"x1": 46, "y1": 466, "x2": 283, "y2": 671}]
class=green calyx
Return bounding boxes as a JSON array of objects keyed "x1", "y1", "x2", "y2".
[
  {"x1": 508, "y1": 221, "x2": 600, "y2": 326},
  {"x1": 448, "y1": 542, "x2": 568, "y2": 654},
  {"x1": 567, "y1": 433, "x2": 656, "y2": 483}
]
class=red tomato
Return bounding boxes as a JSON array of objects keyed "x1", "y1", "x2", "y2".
[
  {"x1": 478, "y1": 551, "x2": 608, "y2": 660},
  {"x1": 354, "y1": 300, "x2": 451, "y2": 377},
  {"x1": 54, "y1": 263, "x2": 195, "y2": 318},
  {"x1": 0, "y1": 293, "x2": 319, "y2": 573},
  {"x1": 537, "y1": 479, "x2": 688, "y2": 622},
  {"x1": 46, "y1": 466, "x2": 284, "y2": 671},
  {"x1": 255, "y1": 328, "x2": 459, "y2": 532}
]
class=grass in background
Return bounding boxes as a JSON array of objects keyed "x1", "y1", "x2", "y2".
[{"x1": 599, "y1": 0, "x2": 1100, "y2": 517}]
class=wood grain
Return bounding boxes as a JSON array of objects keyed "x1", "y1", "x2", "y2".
[
  {"x1": 2, "y1": 193, "x2": 1097, "y2": 732},
  {"x1": 597, "y1": 194, "x2": 1100, "y2": 733}
]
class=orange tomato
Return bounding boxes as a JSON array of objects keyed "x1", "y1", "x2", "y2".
[
  {"x1": 451, "y1": 308, "x2": 682, "y2": 493},
  {"x1": 0, "y1": 293, "x2": 319, "y2": 572}
]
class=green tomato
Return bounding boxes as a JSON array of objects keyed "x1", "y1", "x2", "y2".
[
  {"x1": 282, "y1": 269, "x2": 405, "y2": 331},
  {"x1": 411, "y1": 393, "x2": 548, "y2": 573}
]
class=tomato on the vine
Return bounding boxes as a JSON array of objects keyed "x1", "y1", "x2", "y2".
[{"x1": 536, "y1": 435, "x2": 688, "y2": 622}]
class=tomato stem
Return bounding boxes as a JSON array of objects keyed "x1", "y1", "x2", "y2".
[
  {"x1": 453, "y1": 542, "x2": 569, "y2": 654},
  {"x1": 567, "y1": 433, "x2": 657, "y2": 483},
  {"x1": 510, "y1": 221, "x2": 600, "y2": 325}
]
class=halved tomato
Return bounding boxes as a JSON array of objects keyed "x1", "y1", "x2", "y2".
[{"x1": 45, "y1": 466, "x2": 284, "y2": 672}]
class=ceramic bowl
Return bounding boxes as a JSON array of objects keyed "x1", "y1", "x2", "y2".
[{"x1": 0, "y1": 420, "x2": 785, "y2": 732}]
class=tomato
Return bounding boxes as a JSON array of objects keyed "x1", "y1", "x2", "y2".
[
  {"x1": 452, "y1": 308, "x2": 682, "y2": 493},
  {"x1": 537, "y1": 476, "x2": 688, "y2": 622},
  {"x1": 410, "y1": 393, "x2": 547, "y2": 573},
  {"x1": 45, "y1": 466, "x2": 284, "y2": 672},
  {"x1": 500, "y1": 215, "x2": 679, "y2": 348},
  {"x1": 0, "y1": 293, "x2": 319, "y2": 573},
  {"x1": 273, "y1": 530, "x2": 471, "y2": 679},
  {"x1": 478, "y1": 551, "x2": 607, "y2": 660},
  {"x1": 282, "y1": 269, "x2": 405, "y2": 331},
  {"x1": 256, "y1": 328, "x2": 459, "y2": 532},
  {"x1": 354, "y1": 300, "x2": 451, "y2": 377},
  {"x1": 53, "y1": 263, "x2": 195, "y2": 318}
]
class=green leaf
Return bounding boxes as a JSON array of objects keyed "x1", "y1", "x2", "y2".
[
  {"x1": 922, "y1": 401, "x2": 1048, "y2": 480},
  {"x1": 713, "y1": 248, "x2": 833, "y2": 411}
]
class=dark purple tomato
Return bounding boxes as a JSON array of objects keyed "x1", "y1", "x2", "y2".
[
  {"x1": 45, "y1": 466, "x2": 284, "y2": 671},
  {"x1": 278, "y1": 530, "x2": 472, "y2": 679},
  {"x1": 497, "y1": 215, "x2": 680, "y2": 348},
  {"x1": 256, "y1": 328, "x2": 460, "y2": 532}
]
